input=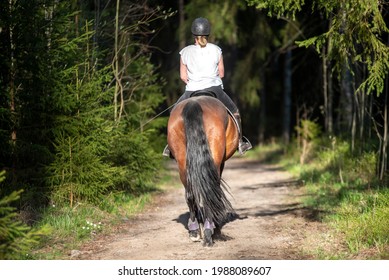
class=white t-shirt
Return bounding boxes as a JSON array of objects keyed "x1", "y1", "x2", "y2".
[{"x1": 179, "y1": 43, "x2": 223, "y2": 91}]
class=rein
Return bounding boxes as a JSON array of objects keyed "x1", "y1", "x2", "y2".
[{"x1": 137, "y1": 103, "x2": 176, "y2": 132}]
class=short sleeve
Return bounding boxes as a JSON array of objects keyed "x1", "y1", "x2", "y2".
[{"x1": 179, "y1": 47, "x2": 189, "y2": 65}]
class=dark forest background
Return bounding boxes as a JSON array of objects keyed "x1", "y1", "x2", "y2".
[{"x1": 0, "y1": 0, "x2": 388, "y2": 259}]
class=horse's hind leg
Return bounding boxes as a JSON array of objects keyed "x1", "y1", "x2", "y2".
[
  {"x1": 188, "y1": 216, "x2": 200, "y2": 242},
  {"x1": 203, "y1": 219, "x2": 215, "y2": 247},
  {"x1": 186, "y1": 190, "x2": 201, "y2": 242}
]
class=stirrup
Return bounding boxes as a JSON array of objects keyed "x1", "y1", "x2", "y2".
[
  {"x1": 238, "y1": 136, "x2": 252, "y2": 155},
  {"x1": 162, "y1": 145, "x2": 171, "y2": 157}
]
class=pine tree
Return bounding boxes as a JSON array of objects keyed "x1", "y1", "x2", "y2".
[
  {"x1": 0, "y1": 171, "x2": 47, "y2": 259},
  {"x1": 1, "y1": 1, "x2": 170, "y2": 209},
  {"x1": 45, "y1": 2, "x2": 168, "y2": 207}
]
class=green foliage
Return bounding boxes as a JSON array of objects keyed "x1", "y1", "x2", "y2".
[
  {"x1": 247, "y1": 142, "x2": 285, "y2": 163},
  {"x1": 108, "y1": 131, "x2": 159, "y2": 191},
  {"x1": 301, "y1": 137, "x2": 379, "y2": 187},
  {"x1": 295, "y1": 119, "x2": 321, "y2": 164},
  {"x1": 183, "y1": 0, "x2": 243, "y2": 44},
  {"x1": 0, "y1": 0, "x2": 168, "y2": 259},
  {"x1": 38, "y1": 204, "x2": 106, "y2": 243},
  {"x1": 334, "y1": 189, "x2": 389, "y2": 253},
  {"x1": 37, "y1": 2, "x2": 167, "y2": 207},
  {"x1": 47, "y1": 131, "x2": 116, "y2": 206},
  {"x1": 32, "y1": 190, "x2": 153, "y2": 259},
  {"x1": 296, "y1": 119, "x2": 321, "y2": 142},
  {"x1": 231, "y1": 49, "x2": 262, "y2": 107},
  {"x1": 0, "y1": 0, "x2": 59, "y2": 192},
  {"x1": 251, "y1": 136, "x2": 386, "y2": 258},
  {"x1": 299, "y1": 0, "x2": 389, "y2": 95},
  {"x1": 248, "y1": 0, "x2": 389, "y2": 95},
  {"x1": 247, "y1": 0, "x2": 304, "y2": 19},
  {"x1": 45, "y1": 20, "x2": 117, "y2": 205},
  {"x1": 316, "y1": 137, "x2": 349, "y2": 174},
  {"x1": 0, "y1": 171, "x2": 48, "y2": 260},
  {"x1": 283, "y1": 136, "x2": 388, "y2": 257}
]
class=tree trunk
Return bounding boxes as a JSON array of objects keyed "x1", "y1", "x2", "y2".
[
  {"x1": 379, "y1": 76, "x2": 388, "y2": 180},
  {"x1": 327, "y1": 62, "x2": 334, "y2": 134},
  {"x1": 337, "y1": 4, "x2": 353, "y2": 138},
  {"x1": 258, "y1": 70, "x2": 266, "y2": 144},
  {"x1": 114, "y1": 0, "x2": 120, "y2": 122},
  {"x1": 322, "y1": 45, "x2": 333, "y2": 134},
  {"x1": 323, "y1": 18, "x2": 333, "y2": 134},
  {"x1": 178, "y1": 0, "x2": 185, "y2": 50},
  {"x1": 338, "y1": 66, "x2": 353, "y2": 135},
  {"x1": 282, "y1": 49, "x2": 292, "y2": 144},
  {"x1": 322, "y1": 45, "x2": 328, "y2": 132},
  {"x1": 93, "y1": 0, "x2": 100, "y2": 56},
  {"x1": 8, "y1": 0, "x2": 17, "y2": 184}
]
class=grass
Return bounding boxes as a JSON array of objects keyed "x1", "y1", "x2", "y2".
[
  {"x1": 23, "y1": 158, "x2": 182, "y2": 260},
  {"x1": 31, "y1": 190, "x2": 154, "y2": 259},
  {"x1": 246, "y1": 141, "x2": 287, "y2": 163},
  {"x1": 29, "y1": 161, "x2": 183, "y2": 260},
  {"x1": 251, "y1": 139, "x2": 389, "y2": 259},
  {"x1": 34, "y1": 179, "x2": 179, "y2": 260},
  {"x1": 332, "y1": 189, "x2": 389, "y2": 257}
]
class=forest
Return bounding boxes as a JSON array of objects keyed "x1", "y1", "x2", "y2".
[{"x1": 0, "y1": 0, "x2": 388, "y2": 259}]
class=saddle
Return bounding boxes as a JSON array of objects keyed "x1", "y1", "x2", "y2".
[
  {"x1": 188, "y1": 90, "x2": 241, "y2": 136},
  {"x1": 189, "y1": 90, "x2": 217, "y2": 98}
]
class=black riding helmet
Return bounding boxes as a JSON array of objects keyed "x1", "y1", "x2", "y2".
[{"x1": 191, "y1": 17, "x2": 210, "y2": 36}]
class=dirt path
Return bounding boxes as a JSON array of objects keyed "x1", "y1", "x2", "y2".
[{"x1": 78, "y1": 157, "x2": 328, "y2": 260}]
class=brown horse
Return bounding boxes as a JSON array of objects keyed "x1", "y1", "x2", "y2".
[{"x1": 167, "y1": 95, "x2": 239, "y2": 246}]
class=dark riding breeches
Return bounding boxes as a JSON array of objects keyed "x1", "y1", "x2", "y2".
[{"x1": 175, "y1": 85, "x2": 238, "y2": 113}]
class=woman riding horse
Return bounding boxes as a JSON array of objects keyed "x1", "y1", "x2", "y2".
[
  {"x1": 165, "y1": 17, "x2": 252, "y2": 246},
  {"x1": 163, "y1": 17, "x2": 251, "y2": 157}
]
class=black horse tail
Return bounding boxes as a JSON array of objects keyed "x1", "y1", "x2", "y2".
[{"x1": 182, "y1": 100, "x2": 233, "y2": 226}]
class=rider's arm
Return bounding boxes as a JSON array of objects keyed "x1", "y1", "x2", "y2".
[
  {"x1": 218, "y1": 55, "x2": 225, "y2": 79},
  {"x1": 180, "y1": 57, "x2": 188, "y2": 84}
]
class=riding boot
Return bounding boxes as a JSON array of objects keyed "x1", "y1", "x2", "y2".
[
  {"x1": 162, "y1": 145, "x2": 171, "y2": 157},
  {"x1": 233, "y1": 112, "x2": 252, "y2": 155},
  {"x1": 162, "y1": 145, "x2": 175, "y2": 159}
]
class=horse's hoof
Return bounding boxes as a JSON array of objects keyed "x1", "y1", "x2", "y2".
[
  {"x1": 189, "y1": 230, "x2": 201, "y2": 242},
  {"x1": 203, "y1": 229, "x2": 213, "y2": 247}
]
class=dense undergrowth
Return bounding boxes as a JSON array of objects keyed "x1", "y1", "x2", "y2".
[{"x1": 253, "y1": 138, "x2": 389, "y2": 259}]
